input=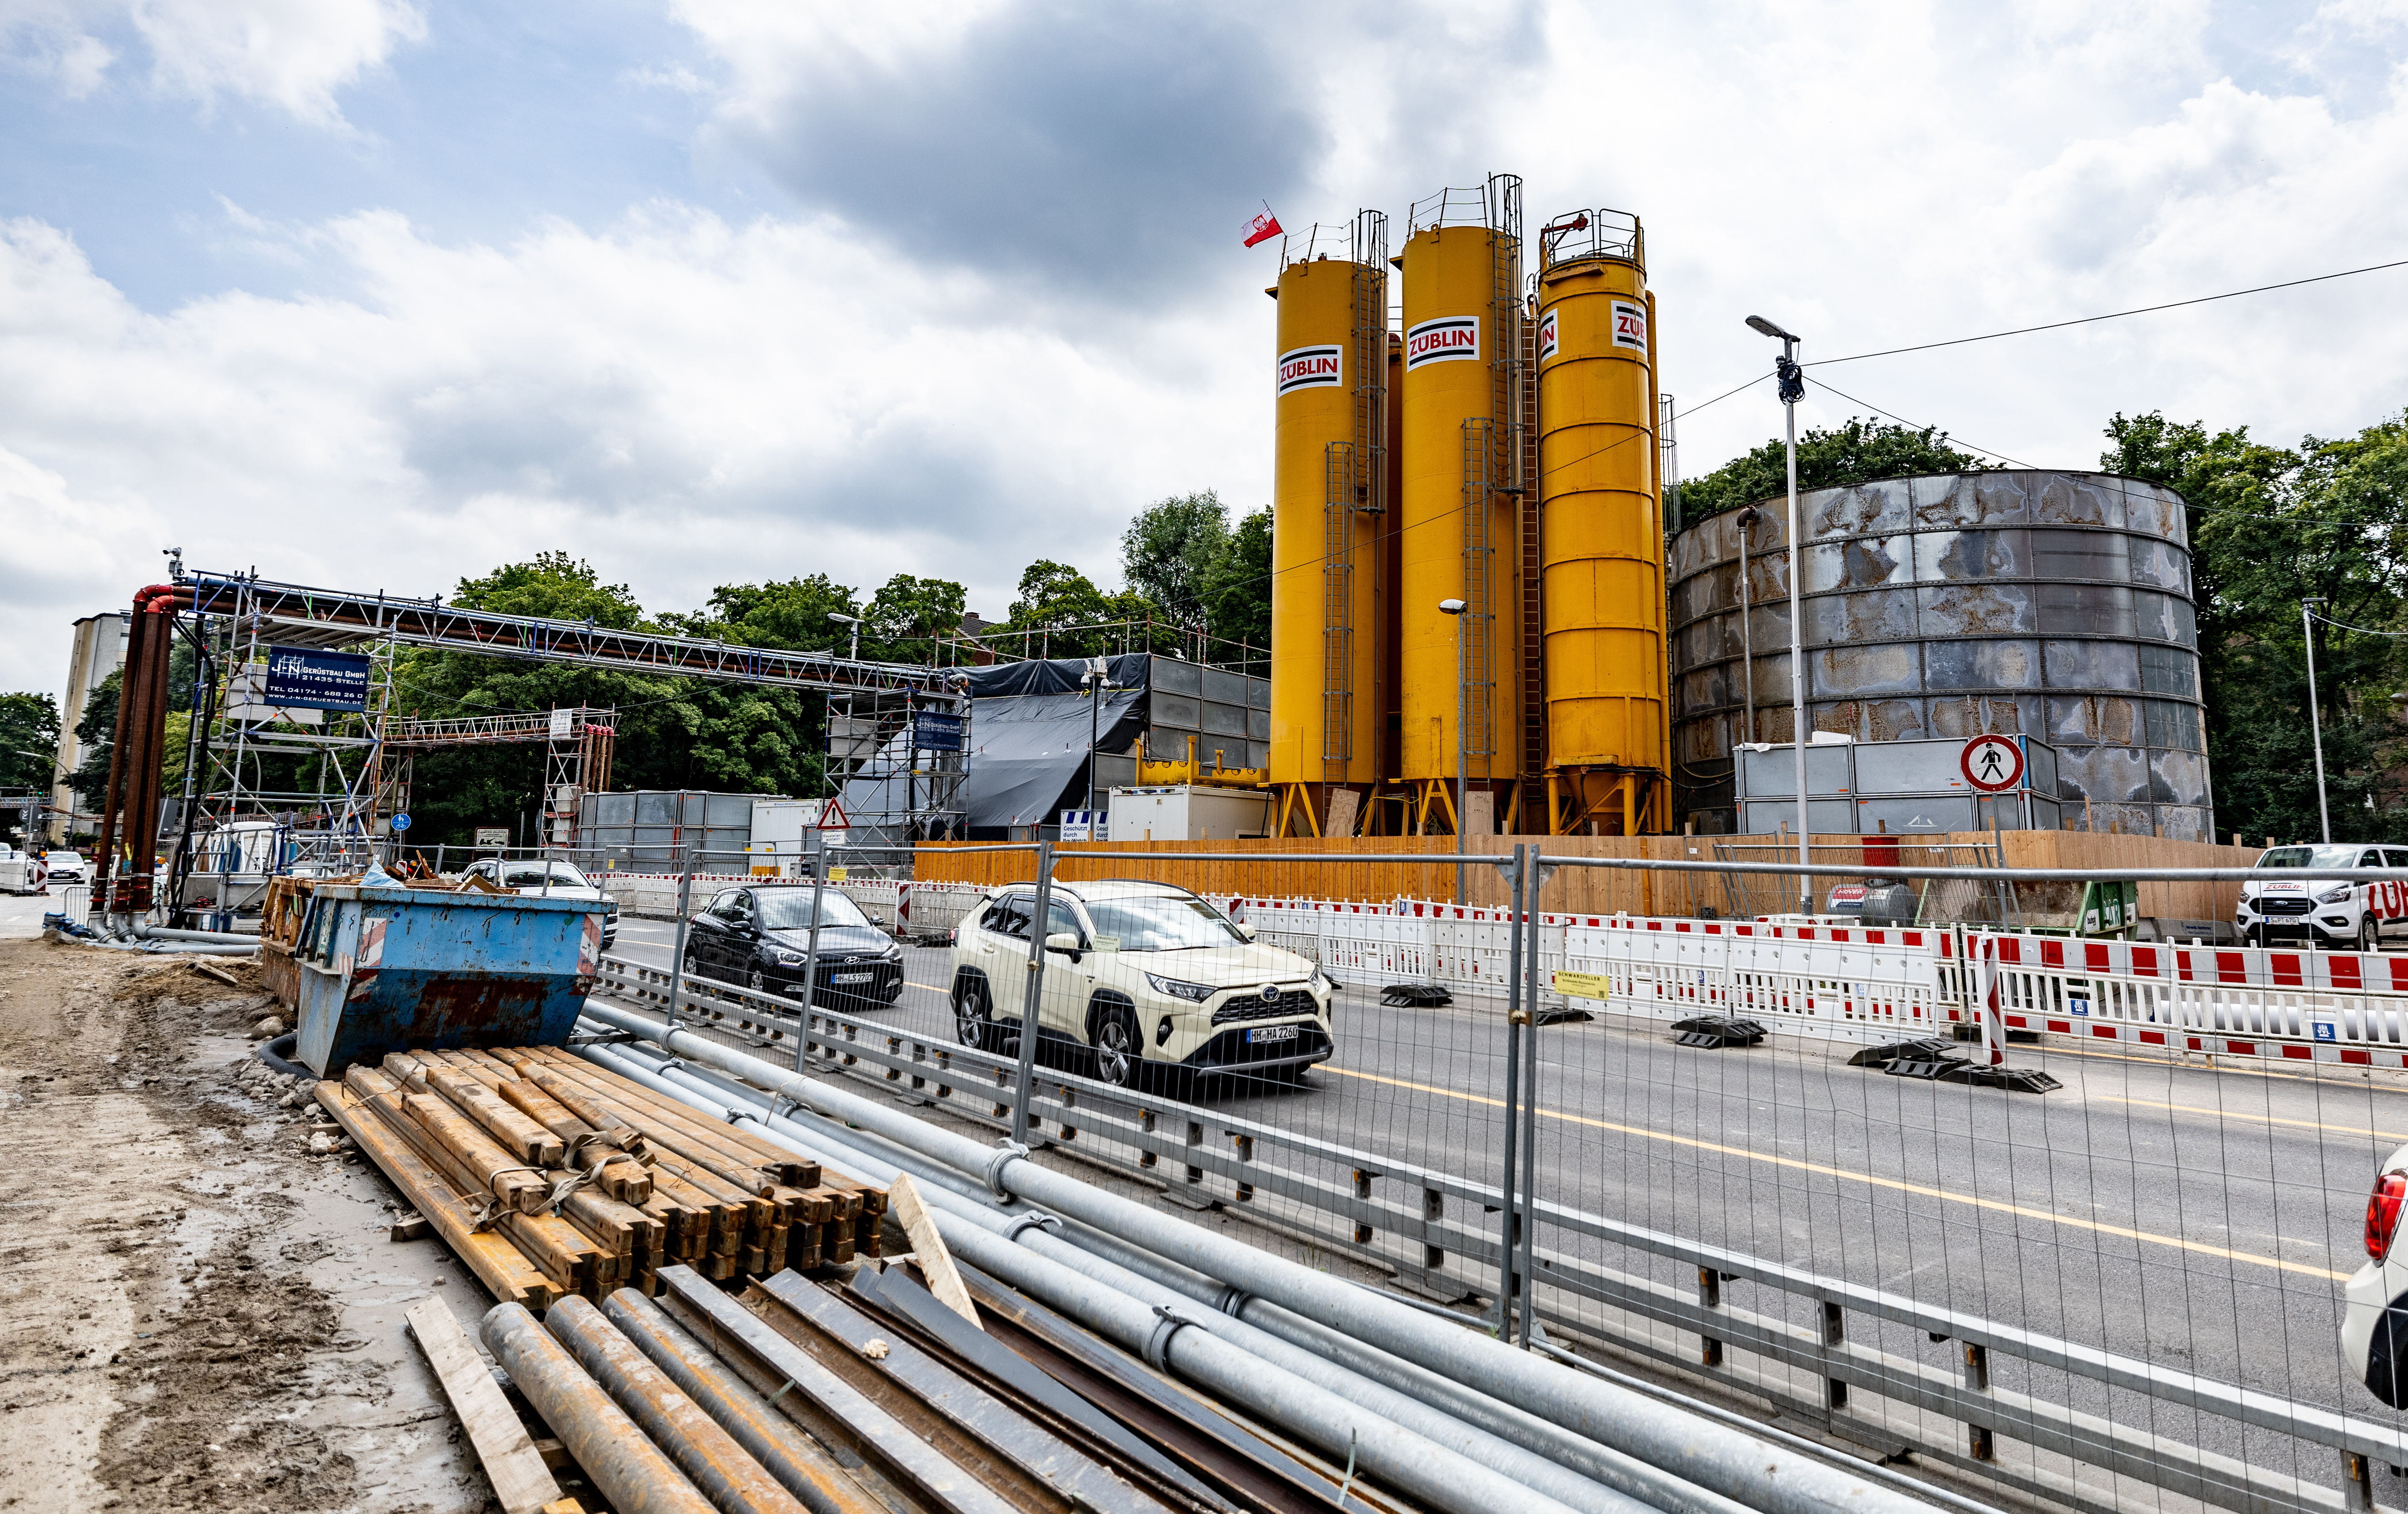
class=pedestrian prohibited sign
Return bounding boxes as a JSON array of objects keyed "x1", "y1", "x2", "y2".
[{"x1": 1960, "y1": 735, "x2": 2024, "y2": 793}]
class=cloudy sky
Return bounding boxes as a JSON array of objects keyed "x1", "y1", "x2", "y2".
[{"x1": 4, "y1": 0, "x2": 2406, "y2": 705}]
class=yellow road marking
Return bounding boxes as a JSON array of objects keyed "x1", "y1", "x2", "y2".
[
  {"x1": 1322, "y1": 1065, "x2": 2348, "y2": 1281},
  {"x1": 2092, "y1": 1094, "x2": 2408, "y2": 1145}
]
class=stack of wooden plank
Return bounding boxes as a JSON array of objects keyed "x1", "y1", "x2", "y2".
[{"x1": 315, "y1": 1046, "x2": 886, "y2": 1310}]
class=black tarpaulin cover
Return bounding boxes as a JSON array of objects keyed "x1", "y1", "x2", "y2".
[{"x1": 959, "y1": 655, "x2": 1151, "y2": 832}]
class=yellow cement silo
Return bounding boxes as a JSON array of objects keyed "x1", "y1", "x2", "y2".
[
  {"x1": 1398, "y1": 188, "x2": 1521, "y2": 836},
  {"x1": 1267, "y1": 226, "x2": 1387, "y2": 837},
  {"x1": 1535, "y1": 209, "x2": 1668, "y2": 834}
]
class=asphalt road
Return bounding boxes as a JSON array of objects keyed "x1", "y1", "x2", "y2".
[{"x1": 608, "y1": 915, "x2": 2407, "y2": 1477}]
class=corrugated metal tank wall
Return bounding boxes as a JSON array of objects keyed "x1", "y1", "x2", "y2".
[{"x1": 1665, "y1": 471, "x2": 2214, "y2": 839}]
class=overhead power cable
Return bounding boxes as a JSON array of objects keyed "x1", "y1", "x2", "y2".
[
  {"x1": 1804, "y1": 380, "x2": 2038, "y2": 471},
  {"x1": 1805, "y1": 255, "x2": 2408, "y2": 369}
]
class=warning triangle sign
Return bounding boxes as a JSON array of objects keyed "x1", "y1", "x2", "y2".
[{"x1": 816, "y1": 796, "x2": 850, "y2": 829}]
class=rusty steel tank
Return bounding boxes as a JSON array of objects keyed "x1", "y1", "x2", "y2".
[{"x1": 1665, "y1": 471, "x2": 2213, "y2": 839}]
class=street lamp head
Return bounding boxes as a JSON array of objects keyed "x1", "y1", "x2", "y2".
[
  {"x1": 1437, "y1": 599, "x2": 1467, "y2": 615},
  {"x1": 1745, "y1": 315, "x2": 1798, "y2": 342},
  {"x1": 829, "y1": 613, "x2": 861, "y2": 625}
]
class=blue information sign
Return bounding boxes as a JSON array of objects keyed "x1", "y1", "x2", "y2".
[
  {"x1": 912, "y1": 711, "x2": 965, "y2": 751},
  {"x1": 390, "y1": 812, "x2": 411, "y2": 831},
  {"x1": 263, "y1": 646, "x2": 372, "y2": 711}
]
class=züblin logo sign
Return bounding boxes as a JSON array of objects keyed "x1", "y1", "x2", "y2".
[
  {"x1": 1403, "y1": 316, "x2": 1479, "y2": 371},
  {"x1": 1276, "y1": 344, "x2": 1342, "y2": 395}
]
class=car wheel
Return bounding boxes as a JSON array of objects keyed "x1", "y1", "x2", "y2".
[
  {"x1": 954, "y1": 976, "x2": 993, "y2": 1050},
  {"x1": 2364, "y1": 917, "x2": 2382, "y2": 955},
  {"x1": 1092, "y1": 1004, "x2": 1142, "y2": 1089}
]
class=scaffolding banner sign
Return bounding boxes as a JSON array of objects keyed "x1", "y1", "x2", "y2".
[
  {"x1": 1276, "y1": 344, "x2": 1343, "y2": 395},
  {"x1": 263, "y1": 646, "x2": 370, "y2": 711},
  {"x1": 913, "y1": 711, "x2": 965, "y2": 751},
  {"x1": 1404, "y1": 316, "x2": 1479, "y2": 370}
]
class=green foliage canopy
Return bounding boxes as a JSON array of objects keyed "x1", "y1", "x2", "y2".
[{"x1": 1676, "y1": 417, "x2": 1991, "y2": 521}]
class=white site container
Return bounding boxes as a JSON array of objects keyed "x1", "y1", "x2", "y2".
[
  {"x1": 750, "y1": 799, "x2": 848, "y2": 872},
  {"x1": 1105, "y1": 785, "x2": 1272, "y2": 843}
]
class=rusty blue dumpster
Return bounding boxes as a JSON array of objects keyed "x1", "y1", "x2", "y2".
[{"x1": 289, "y1": 883, "x2": 607, "y2": 1076}]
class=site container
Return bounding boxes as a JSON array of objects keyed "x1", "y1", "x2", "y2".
[{"x1": 288, "y1": 883, "x2": 606, "y2": 1076}]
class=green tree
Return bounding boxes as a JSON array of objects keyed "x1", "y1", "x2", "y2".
[
  {"x1": 0, "y1": 692, "x2": 60, "y2": 795},
  {"x1": 1120, "y1": 490, "x2": 1228, "y2": 623},
  {"x1": 863, "y1": 574, "x2": 968, "y2": 664},
  {"x1": 2102, "y1": 409, "x2": 2408, "y2": 845},
  {"x1": 1677, "y1": 418, "x2": 1991, "y2": 522},
  {"x1": 68, "y1": 670, "x2": 120, "y2": 812},
  {"x1": 1003, "y1": 560, "x2": 1112, "y2": 657},
  {"x1": 683, "y1": 574, "x2": 862, "y2": 653},
  {"x1": 1197, "y1": 506, "x2": 1273, "y2": 668}
]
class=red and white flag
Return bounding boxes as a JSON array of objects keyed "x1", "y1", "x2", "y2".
[{"x1": 1241, "y1": 206, "x2": 1283, "y2": 248}]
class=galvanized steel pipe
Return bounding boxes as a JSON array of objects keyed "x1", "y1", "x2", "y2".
[
  {"x1": 545, "y1": 1294, "x2": 809, "y2": 1514},
  {"x1": 595, "y1": 1042, "x2": 1730, "y2": 1514},
  {"x1": 587, "y1": 1042, "x2": 1659, "y2": 1514},
  {"x1": 482, "y1": 1301, "x2": 719, "y2": 1514},
  {"x1": 574, "y1": 1003, "x2": 1936, "y2": 1514}
]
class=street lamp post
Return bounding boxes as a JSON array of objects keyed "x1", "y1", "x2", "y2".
[
  {"x1": 1082, "y1": 656, "x2": 1109, "y2": 834},
  {"x1": 1745, "y1": 315, "x2": 1812, "y2": 915},
  {"x1": 1440, "y1": 598, "x2": 1468, "y2": 903},
  {"x1": 830, "y1": 613, "x2": 862, "y2": 663},
  {"x1": 2304, "y1": 598, "x2": 2331, "y2": 844}
]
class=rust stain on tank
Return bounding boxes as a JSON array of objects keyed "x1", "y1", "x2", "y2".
[{"x1": 1924, "y1": 584, "x2": 2024, "y2": 632}]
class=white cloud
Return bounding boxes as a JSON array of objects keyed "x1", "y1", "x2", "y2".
[
  {"x1": 0, "y1": 0, "x2": 422, "y2": 122},
  {"x1": 0, "y1": 207, "x2": 1258, "y2": 700},
  {"x1": 10, "y1": 0, "x2": 2408, "y2": 714}
]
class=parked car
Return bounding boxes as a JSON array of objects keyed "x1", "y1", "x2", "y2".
[
  {"x1": 682, "y1": 883, "x2": 903, "y2": 1009},
  {"x1": 947, "y1": 879, "x2": 1334, "y2": 1090},
  {"x1": 462, "y1": 858, "x2": 618, "y2": 949},
  {"x1": 2236, "y1": 844, "x2": 2407, "y2": 951},
  {"x1": 43, "y1": 850, "x2": 88, "y2": 884},
  {"x1": 2343, "y1": 1141, "x2": 2408, "y2": 1404}
]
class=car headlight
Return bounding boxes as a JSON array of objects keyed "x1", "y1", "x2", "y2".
[
  {"x1": 1144, "y1": 972, "x2": 1215, "y2": 1003},
  {"x1": 2320, "y1": 886, "x2": 2355, "y2": 904},
  {"x1": 1309, "y1": 965, "x2": 1329, "y2": 991},
  {"x1": 774, "y1": 950, "x2": 808, "y2": 965}
]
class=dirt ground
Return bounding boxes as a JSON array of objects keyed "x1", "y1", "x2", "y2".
[{"x1": 0, "y1": 932, "x2": 500, "y2": 1514}]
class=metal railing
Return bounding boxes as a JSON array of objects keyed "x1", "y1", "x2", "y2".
[{"x1": 591, "y1": 924, "x2": 2408, "y2": 1514}]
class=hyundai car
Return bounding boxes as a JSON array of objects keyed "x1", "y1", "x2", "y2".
[
  {"x1": 946, "y1": 879, "x2": 1334, "y2": 1089},
  {"x1": 2237, "y1": 844, "x2": 2406, "y2": 951},
  {"x1": 682, "y1": 883, "x2": 903, "y2": 1009},
  {"x1": 463, "y1": 857, "x2": 619, "y2": 950}
]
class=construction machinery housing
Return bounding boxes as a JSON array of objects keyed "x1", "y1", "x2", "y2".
[{"x1": 1266, "y1": 179, "x2": 1673, "y2": 836}]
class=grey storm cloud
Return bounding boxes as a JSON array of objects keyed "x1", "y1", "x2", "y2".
[{"x1": 725, "y1": 3, "x2": 1329, "y2": 306}]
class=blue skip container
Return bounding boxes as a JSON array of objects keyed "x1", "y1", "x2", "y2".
[{"x1": 287, "y1": 884, "x2": 607, "y2": 1077}]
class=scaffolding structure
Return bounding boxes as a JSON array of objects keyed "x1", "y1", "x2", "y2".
[{"x1": 112, "y1": 568, "x2": 966, "y2": 924}]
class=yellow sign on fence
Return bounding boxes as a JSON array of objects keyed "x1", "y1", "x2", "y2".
[{"x1": 1553, "y1": 970, "x2": 1612, "y2": 1001}]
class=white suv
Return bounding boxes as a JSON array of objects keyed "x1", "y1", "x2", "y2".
[
  {"x1": 947, "y1": 879, "x2": 1334, "y2": 1089},
  {"x1": 2237, "y1": 844, "x2": 2406, "y2": 951}
]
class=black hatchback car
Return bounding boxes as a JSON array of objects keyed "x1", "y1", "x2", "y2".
[{"x1": 682, "y1": 884, "x2": 905, "y2": 1009}]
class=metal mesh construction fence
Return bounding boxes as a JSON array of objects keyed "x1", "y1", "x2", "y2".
[{"x1": 594, "y1": 842, "x2": 2408, "y2": 1514}]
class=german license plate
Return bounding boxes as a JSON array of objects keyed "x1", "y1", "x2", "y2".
[
  {"x1": 1246, "y1": 1024, "x2": 1299, "y2": 1045},
  {"x1": 831, "y1": 972, "x2": 873, "y2": 984}
]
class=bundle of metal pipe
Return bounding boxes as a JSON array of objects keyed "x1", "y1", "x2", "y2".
[
  {"x1": 572, "y1": 1004, "x2": 1943, "y2": 1514},
  {"x1": 578, "y1": 1037, "x2": 1681, "y2": 1514},
  {"x1": 316, "y1": 1044, "x2": 887, "y2": 1308}
]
